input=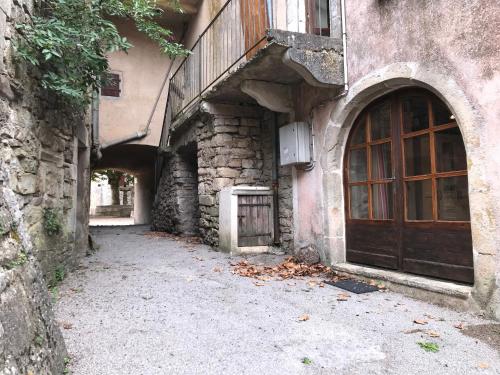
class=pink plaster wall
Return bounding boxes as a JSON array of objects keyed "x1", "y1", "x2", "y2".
[
  {"x1": 294, "y1": 0, "x2": 500, "y2": 252},
  {"x1": 99, "y1": 19, "x2": 174, "y2": 147}
]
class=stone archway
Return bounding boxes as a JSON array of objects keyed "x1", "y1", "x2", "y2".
[{"x1": 320, "y1": 62, "x2": 499, "y2": 316}]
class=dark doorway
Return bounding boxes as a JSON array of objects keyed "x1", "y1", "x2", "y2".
[
  {"x1": 176, "y1": 142, "x2": 200, "y2": 235},
  {"x1": 344, "y1": 88, "x2": 473, "y2": 284}
]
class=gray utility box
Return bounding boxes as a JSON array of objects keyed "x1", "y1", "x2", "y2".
[{"x1": 279, "y1": 122, "x2": 311, "y2": 166}]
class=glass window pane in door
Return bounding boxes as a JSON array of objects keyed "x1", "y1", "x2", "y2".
[
  {"x1": 402, "y1": 95, "x2": 429, "y2": 133},
  {"x1": 437, "y1": 176, "x2": 470, "y2": 221},
  {"x1": 372, "y1": 183, "x2": 393, "y2": 220},
  {"x1": 350, "y1": 185, "x2": 368, "y2": 219},
  {"x1": 349, "y1": 148, "x2": 367, "y2": 182},
  {"x1": 406, "y1": 179, "x2": 433, "y2": 220},
  {"x1": 435, "y1": 127, "x2": 467, "y2": 172},
  {"x1": 370, "y1": 100, "x2": 391, "y2": 140},
  {"x1": 404, "y1": 134, "x2": 431, "y2": 176},
  {"x1": 351, "y1": 117, "x2": 366, "y2": 145},
  {"x1": 432, "y1": 98, "x2": 453, "y2": 126},
  {"x1": 371, "y1": 142, "x2": 392, "y2": 180}
]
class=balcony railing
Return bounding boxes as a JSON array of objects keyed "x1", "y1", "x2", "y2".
[{"x1": 160, "y1": 0, "x2": 280, "y2": 148}]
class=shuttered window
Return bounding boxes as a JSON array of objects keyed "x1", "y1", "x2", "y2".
[{"x1": 101, "y1": 73, "x2": 121, "y2": 97}]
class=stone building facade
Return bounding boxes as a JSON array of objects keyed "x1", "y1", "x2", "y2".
[
  {"x1": 0, "y1": 0, "x2": 92, "y2": 372},
  {"x1": 152, "y1": 0, "x2": 500, "y2": 320},
  {"x1": 153, "y1": 103, "x2": 294, "y2": 250}
]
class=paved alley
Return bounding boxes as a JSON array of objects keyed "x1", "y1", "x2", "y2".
[{"x1": 55, "y1": 226, "x2": 500, "y2": 375}]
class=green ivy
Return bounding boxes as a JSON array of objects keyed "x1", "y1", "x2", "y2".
[
  {"x1": 43, "y1": 208, "x2": 62, "y2": 236},
  {"x1": 15, "y1": 0, "x2": 187, "y2": 104}
]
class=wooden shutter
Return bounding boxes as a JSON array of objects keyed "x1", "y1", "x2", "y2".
[{"x1": 101, "y1": 73, "x2": 121, "y2": 97}]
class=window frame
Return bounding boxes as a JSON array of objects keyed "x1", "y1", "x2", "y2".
[
  {"x1": 101, "y1": 72, "x2": 122, "y2": 98},
  {"x1": 307, "y1": 0, "x2": 331, "y2": 37}
]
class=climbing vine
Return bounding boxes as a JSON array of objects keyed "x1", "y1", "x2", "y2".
[{"x1": 15, "y1": 0, "x2": 187, "y2": 103}]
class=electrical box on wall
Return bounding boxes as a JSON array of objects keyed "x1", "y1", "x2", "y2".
[{"x1": 279, "y1": 122, "x2": 311, "y2": 166}]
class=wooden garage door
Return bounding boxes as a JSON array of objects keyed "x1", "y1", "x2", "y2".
[{"x1": 344, "y1": 89, "x2": 473, "y2": 284}]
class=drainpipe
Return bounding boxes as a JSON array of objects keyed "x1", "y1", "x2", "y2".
[
  {"x1": 100, "y1": 23, "x2": 189, "y2": 151},
  {"x1": 100, "y1": 64, "x2": 172, "y2": 150},
  {"x1": 272, "y1": 113, "x2": 280, "y2": 245},
  {"x1": 339, "y1": 0, "x2": 349, "y2": 94},
  {"x1": 91, "y1": 91, "x2": 102, "y2": 160}
]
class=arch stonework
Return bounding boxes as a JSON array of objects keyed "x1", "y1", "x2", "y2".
[{"x1": 319, "y1": 62, "x2": 500, "y2": 317}]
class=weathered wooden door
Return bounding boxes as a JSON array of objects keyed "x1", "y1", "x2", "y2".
[
  {"x1": 237, "y1": 195, "x2": 273, "y2": 247},
  {"x1": 344, "y1": 89, "x2": 474, "y2": 284}
]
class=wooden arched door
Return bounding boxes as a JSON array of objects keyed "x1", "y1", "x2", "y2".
[{"x1": 344, "y1": 89, "x2": 473, "y2": 284}]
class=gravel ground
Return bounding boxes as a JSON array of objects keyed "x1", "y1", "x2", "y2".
[{"x1": 55, "y1": 226, "x2": 500, "y2": 375}]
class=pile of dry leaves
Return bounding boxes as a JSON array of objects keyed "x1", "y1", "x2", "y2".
[{"x1": 231, "y1": 257, "x2": 338, "y2": 281}]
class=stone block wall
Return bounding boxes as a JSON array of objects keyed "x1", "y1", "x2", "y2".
[
  {"x1": 153, "y1": 148, "x2": 200, "y2": 235},
  {"x1": 0, "y1": 193, "x2": 67, "y2": 374},
  {"x1": 0, "y1": 0, "x2": 92, "y2": 371},
  {"x1": 196, "y1": 105, "x2": 267, "y2": 246},
  {"x1": 153, "y1": 103, "x2": 294, "y2": 252}
]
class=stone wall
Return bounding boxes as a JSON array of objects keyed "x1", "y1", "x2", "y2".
[
  {"x1": 0, "y1": 0, "x2": 92, "y2": 371},
  {"x1": 0, "y1": 192, "x2": 67, "y2": 374},
  {"x1": 152, "y1": 146, "x2": 200, "y2": 235},
  {"x1": 153, "y1": 102, "x2": 294, "y2": 251}
]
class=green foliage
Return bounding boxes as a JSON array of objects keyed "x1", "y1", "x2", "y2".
[
  {"x1": 55, "y1": 265, "x2": 65, "y2": 283},
  {"x1": 35, "y1": 335, "x2": 44, "y2": 346},
  {"x1": 5, "y1": 251, "x2": 28, "y2": 270},
  {"x1": 417, "y1": 341, "x2": 440, "y2": 353},
  {"x1": 92, "y1": 169, "x2": 134, "y2": 185},
  {"x1": 50, "y1": 285, "x2": 59, "y2": 302},
  {"x1": 301, "y1": 357, "x2": 312, "y2": 365},
  {"x1": 43, "y1": 208, "x2": 62, "y2": 236},
  {"x1": 15, "y1": 0, "x2": 187, "y2": 104},
  {"x1": 63, "y1": 356, "x2": 71, "y2": 374}
]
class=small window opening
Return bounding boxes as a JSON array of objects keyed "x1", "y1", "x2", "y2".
[
  {"x1": 101, "y1": 73, "x2": 121, "y2": 97},
  {"x1": 308, "y1": 0, "x2": 330, "y2": 36}
]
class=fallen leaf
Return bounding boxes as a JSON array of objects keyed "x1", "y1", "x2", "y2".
[
  {"x1": 213, "y1": 267, "x2": 222, "y2": 272},
  {"x1": 298, "y1": 314, "x2": 310, "y2": 321},
  {"x1": 62, "y1": 322, "x2": 73, "y2": 330},
  {"x1": 319, "y1": 283, "x2": 325, "y2": 288},
  {"x1": 454, "y1": 322, "x2": 465, "y2": 330},
  {"x1": 307, "y1": 281, "x2": 317, "y2": 287},
  {"x1": 478, "y1": 363, "x2": 490, "y2": 369},
  {"x1": 256, "y1": 275, "x2": 271, "y2": 281},
  {"x1": 403, "y1": 328, "x2": 425, "y2": 334},
  {"x1": 427, "y1": 330, "x2": 440, "y2": 338},
  {"x1": 337, "y1": 293, "x2": 350, "y2": 301},
  {"x1": 413, "y1": 319, "x2": 429, "y2": 325},
  {"x1": 253, "y1": 282, "x2": 265, "y2": 287}
]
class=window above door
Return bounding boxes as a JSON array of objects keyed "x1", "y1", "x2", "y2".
[{"x1": 307, "y1": 0, "x2": 330, "y2": 36}]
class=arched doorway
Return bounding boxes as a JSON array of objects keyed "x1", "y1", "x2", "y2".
[{"x1": 344, "y1": 88, "x2": 473, "y2": 284}]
